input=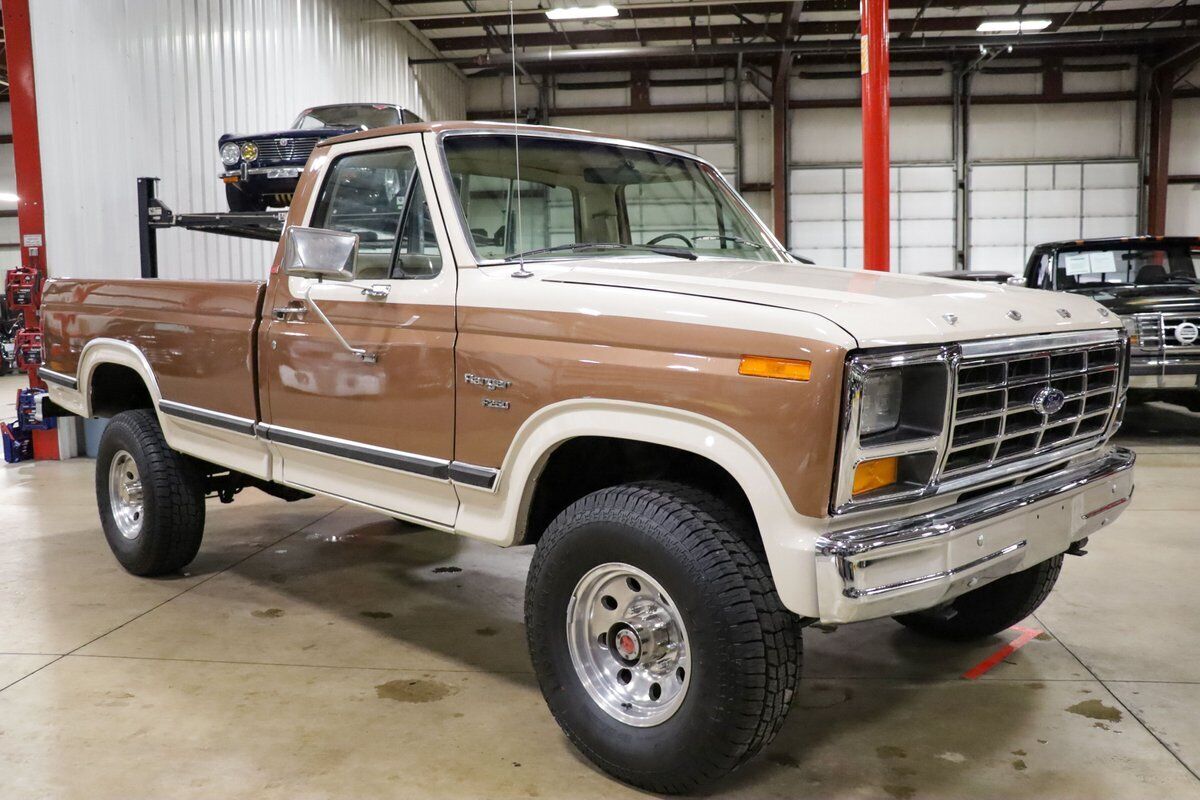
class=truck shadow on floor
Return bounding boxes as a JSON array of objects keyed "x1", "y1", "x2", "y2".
[
  {"x1": 1116, "y1": 398, "x2": 1200, "y2": 445},
  {"x1": 205, "y1": 503, "x2": 1080, "y2": 798}
]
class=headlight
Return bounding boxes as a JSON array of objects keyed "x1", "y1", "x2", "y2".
[
  {"x1": 240, "y1": 141, "x2": 259, "y2": 162},
  {"x1": 220, "y1": 142, "x2": 241, "y2": 166},
  {"x1": 834, "y1": 348, "x2": 953, "y2": 512},
  {"x1": 859, "y1": 369, "x2": 902, "y2": 436}
]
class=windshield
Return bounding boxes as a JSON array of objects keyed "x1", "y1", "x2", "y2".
[
  {"x1": 1054, "y1": 245, "x2": 1200, "y2": 289},
  {"x1": 442, "y1": 133, "x2": 784, "y2": 263},
  {"x1": 292, "y1": 105, "x2": 401, "y2": 131}
]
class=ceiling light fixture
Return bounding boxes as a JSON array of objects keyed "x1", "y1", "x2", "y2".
[
  {"x1": 546, "y1": 4, "x2": 619, "y2": 20},
  {"x1": 976, "y1": 19, "x2": 1052, "y2": 33}
]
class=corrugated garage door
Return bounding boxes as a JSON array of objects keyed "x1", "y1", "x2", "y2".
[
  {"x1": 968, "y1": 161, "x2": 1139, "y2": 273},
  {"x1": 788, "y1": 165, "x2": 956, "y2": 273}
]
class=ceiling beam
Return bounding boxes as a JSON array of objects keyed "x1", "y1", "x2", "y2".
[
  {"x1": 393, "y1": 0, "x2": 1083, "y2": 27},
  {"x1": 426, "y1": 5, "x2": 1200, "y2": 51}
]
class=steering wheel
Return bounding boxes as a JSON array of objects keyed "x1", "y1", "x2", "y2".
[{"x1": 646, "y1": 233, "x2": 694, "y2": 249}]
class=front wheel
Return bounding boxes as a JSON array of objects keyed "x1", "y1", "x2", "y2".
[
  {"x1": 893, "y1": 554, "x2": 1064, "y2": 641},
  {"x1": 525, "y1": 482, "x2": 801, "y2": 794},
  {"x1": 96, "y1": 409, "x2": 206, "y2": 576}
]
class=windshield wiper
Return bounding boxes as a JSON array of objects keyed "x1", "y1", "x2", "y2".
[
  {"x1": 1164, "y1": 275, "x2": 1200, "y2": 284},
  {"x1": 693, "y1": 234, "x2": 762, "y2": 249},
  {"x1": 502, "y1": 242, "x2": 697, "y2": 262}
]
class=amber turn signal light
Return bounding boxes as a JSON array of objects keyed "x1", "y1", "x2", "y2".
[
  {"x1": 852, "y1": 457, "x2": 898, "y2": 495},
  {"x1": 738, "y1": 355, "x2": 812, "y2": 382}
]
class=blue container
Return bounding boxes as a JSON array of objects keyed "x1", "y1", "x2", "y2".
[
  {"x1": 2, "y1": 421, "x2": 32, "y2": 464},
  {"x1": 83, "y1": 418, "x2": 109, "y2": 459}
]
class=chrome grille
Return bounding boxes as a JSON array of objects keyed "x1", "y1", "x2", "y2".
[
  {"x1": 1163, "y1": 313, "x2": 1200, "y2": 349},
  {"x1": 1131, "y1": 312, "x2": 1200, "y2": 352},
  {"x1": 249, "y1": 136, "x2": 318, "y2": 163},
  {"x1": 943, "y1": 340, "x2": 1122, "y2": 478},
  {"x1": 1135, "y1": 314, "x2": 1164, "y2": 349}
]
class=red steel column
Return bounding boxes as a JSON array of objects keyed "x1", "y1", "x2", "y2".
[
  {"x1": 1145, "y1": 66, "x2": 1174, "y2": 237},
  {"x1": 6, "y1": 0, "x2": 47, "y2": 306},
  {"x1": 860, "y1": 0, "x2": 891, "y2": 271}
]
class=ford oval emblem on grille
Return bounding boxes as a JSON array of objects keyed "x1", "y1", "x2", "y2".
[
  {"x1": 1176, "y1": 321, "x2": 1199, "y2": 346},
  {"x1": 1033, "y1": 386, "x2": 1066, "y2": 416}
]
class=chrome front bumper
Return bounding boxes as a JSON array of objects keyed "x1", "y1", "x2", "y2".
[
  {"x1": 814, "y1": 447, "x2": 1136, "y2": 623},
  {"x1": 219, "y1": 166, "x2": 303, "y2": 181},
  {"x1": 1128, "y1": 354, "x2": 1200, "y2": 389}
]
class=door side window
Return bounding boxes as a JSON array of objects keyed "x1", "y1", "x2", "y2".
[
  {"x1": 310, "y1": 147, "x2": 440, "y2": 281},
  {"x1": 393, "y1": 177, "x2": 442, "y2": 279}
]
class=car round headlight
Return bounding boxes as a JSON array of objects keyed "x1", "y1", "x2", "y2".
[
  {"x1": 220, "y1": 142, "x2": 241, "y2": 166},
  {"x1": 240, "y1": 141, "x2": 259, "y2": 162}
]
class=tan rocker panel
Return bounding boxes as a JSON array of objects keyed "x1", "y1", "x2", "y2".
[
  {"x1": 455, "y1": 306, "x2": 847, "y2": 518},
  {"x1": 40, "y1": 278, "x2": 266, "y2": 421}
]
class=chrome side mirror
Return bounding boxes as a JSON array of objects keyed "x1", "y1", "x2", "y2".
[
  {"x1": 280, "y1": 227, "x2": 377, "y2": 363},
  {"x1": 282, "y1": 226, "x2": 358, "y2": 282}
]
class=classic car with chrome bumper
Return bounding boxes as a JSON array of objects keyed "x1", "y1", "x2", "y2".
[{"x1": 816, "y1": 446, "x2": 1134, "y2": 623}]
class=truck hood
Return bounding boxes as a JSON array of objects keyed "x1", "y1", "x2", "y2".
[
  {"x1": 544, "y1": 259, "x2": 1121, "y2": 347},
  {"x1": 1067, "y1": 284, "x2": 1200, "y2": 317}
]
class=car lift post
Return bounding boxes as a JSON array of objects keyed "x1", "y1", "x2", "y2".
[
  {"x1": 134, "y1": 177, "x2": 286, "y2": 281},
  {"x1": 861, "y1": 0, "x2": 891, "y2": 272},
  {"x1": 138, "y1": 177, "x2": 160, "y2": 278}
]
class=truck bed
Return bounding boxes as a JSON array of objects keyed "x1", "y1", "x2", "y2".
[{"x1": 40, "y1": 279, "x2": 266, "y2": 421}]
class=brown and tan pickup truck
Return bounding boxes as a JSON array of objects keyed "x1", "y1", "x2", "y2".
[{"x1": 39, "y1": 122, "x2": 1135, "y2": 793}]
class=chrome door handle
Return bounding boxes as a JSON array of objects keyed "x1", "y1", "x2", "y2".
[
  {"x1": 361, "y1": 284, "x2": 391, "y2": 300},
  {"x1": 272, "y1": 306, "x2": 307, "y2": 321}
]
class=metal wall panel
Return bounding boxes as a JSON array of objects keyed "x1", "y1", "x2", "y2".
[{"x1": 30, "y1": 0, "x2": 465, "y2": 281}]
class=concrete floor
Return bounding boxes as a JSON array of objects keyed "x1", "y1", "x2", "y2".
[{"x1": 2, "y1": 372, "x2": 1200, "y2": 799}]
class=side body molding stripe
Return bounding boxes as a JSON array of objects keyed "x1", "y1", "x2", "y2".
[
  {"x1": 159, "y1": 400, "x2": 257, "y2": 436},
  {"x1": 257, "y1": 423, "x2": 451, "y2": 479},
  {"x1": 254, "y1": 421, "x2": 500, "y2": 488},
  {"x1": 448, "y1": 461, "x2": 499, "y2": 490}
]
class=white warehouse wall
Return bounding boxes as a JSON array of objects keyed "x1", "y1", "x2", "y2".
[
  {"x1": 0, "y1": 103, "x2": 17, "y2": 272},
  {"x1": 30, "y1": 0, "x2": 466, "y2": 281}
]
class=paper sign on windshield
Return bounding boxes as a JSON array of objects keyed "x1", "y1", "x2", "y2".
[
  {"x1": 1088, "y1": 250, "x2": 1117, "y2": 274},
  {"x1": 1064, "y1": 253, "x2": 1091, "y2": 275}
]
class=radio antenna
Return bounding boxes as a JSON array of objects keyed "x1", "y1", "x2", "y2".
[{"x1": 509, "y1": 0, "x2": 533, "y2": 279}]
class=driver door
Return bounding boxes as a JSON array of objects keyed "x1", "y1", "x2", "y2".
[{"x1": 260, "y1": 134, "x2": 458, "y2": 526}]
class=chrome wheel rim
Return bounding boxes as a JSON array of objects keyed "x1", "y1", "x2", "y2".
[
  {"x1": 108, "y1": 450, "x2": 144, "y2": 540},
  {"x1": 566, "y1": 562, "x2": 691, "y2": 727}
]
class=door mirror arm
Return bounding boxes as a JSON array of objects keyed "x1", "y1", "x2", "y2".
[
  {"x1": 300, "y1": 282, "x2": 378, "y2": 364},
  {"x1": 281, "y1": 226, "x2": 378, "y2": 364}
]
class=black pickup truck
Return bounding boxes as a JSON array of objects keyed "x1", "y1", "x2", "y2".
[{"x1": 1019, "y1": 236, "x2": 1200, "y2": 405}]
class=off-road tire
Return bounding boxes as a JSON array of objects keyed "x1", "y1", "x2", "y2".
[
  {"x1": 96, "y1": 409, "x2": 206, "y2": 576},
  {"x1": 525, "y1": 481, "x2": 802, "y2": 794},
  {"x1": 225, "y1": 183, "x2": 267, "y2": 213},
  {"x1": 893, "y1": 554, "x2": 1064, "y2": 641}
]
